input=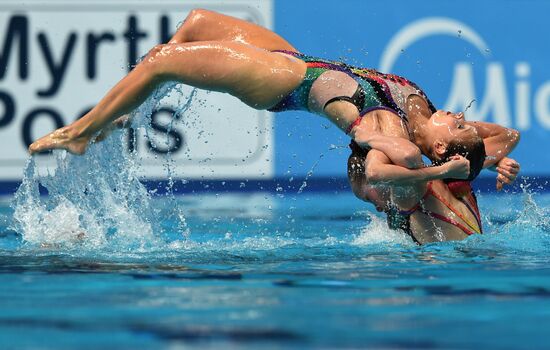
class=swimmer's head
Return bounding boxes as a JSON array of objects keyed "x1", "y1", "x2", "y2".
[
  {"x1": 435, "y1": 134, "x2": 487, "y2": 181},
  {"x1": 425, "y1": 110, "x2": 480, "y2": 162}
]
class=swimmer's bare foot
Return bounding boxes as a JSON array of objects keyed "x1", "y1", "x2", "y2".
[{"x1": 28, "y1": 126, "x2": 92, "y2": 155}]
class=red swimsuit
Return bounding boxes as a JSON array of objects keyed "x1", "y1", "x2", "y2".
[{"x1": 398, "y1": 182, "x2": 483, "y2": 237}]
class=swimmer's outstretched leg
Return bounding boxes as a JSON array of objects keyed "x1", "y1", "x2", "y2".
[
  {"x1": 29, "y1": 41, "x2": 306, "y2": 155},
  {"x1": 169, "y1": 8, "x2": 297, "y2": 52},
  {"x1": 94, "y1": 9, "x2": 299, "y2": 143}
]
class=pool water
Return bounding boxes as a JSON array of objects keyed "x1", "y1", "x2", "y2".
[
  {"x1": 1, "y1": 189, "x2": 549, "y2": 349},
  {"x1": 2, "y1": 85, "x2": 548, "y2": 349}
]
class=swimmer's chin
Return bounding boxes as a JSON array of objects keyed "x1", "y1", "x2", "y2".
[{"x1": 28, "y1": 126, "x2": 92, "y2": 156}]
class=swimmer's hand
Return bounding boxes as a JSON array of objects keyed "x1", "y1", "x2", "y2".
[
  {"x1": 442, "y1": 155, "x2": 470, "y2": 180},
  {"x1": 493, "y1": 157, "x2": 520, "y2": 191},
  {"x1": 28, "y1": 125, "x2": 92, "y2": 155},
  {"x1": 351, "y1": 124, "x2": 377, "y2": 149}
]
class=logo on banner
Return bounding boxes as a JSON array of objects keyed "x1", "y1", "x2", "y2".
[
  {"x1": 0, "y1": 2, "x2": 273, "y2": 180},
  {"x1": 379, "y1": 17, "x2": 550, "y2": 130}
]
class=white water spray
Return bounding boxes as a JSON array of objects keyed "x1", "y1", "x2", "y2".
[{"x1": 11, "y1": 82, "x2": 195, "y2": 249}]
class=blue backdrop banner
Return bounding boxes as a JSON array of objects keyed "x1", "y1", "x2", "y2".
[
  {"x1": 0, "y1": 0, "x2": 547, "y2": 193},
  {"x1": 274, "y1": 0, "x2": 549, "y2": 179}
]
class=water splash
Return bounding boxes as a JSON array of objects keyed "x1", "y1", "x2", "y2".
[
  {"x1": 144, "y1": 86, "x2": 197, "y2": 240},
  {"x1": 351, "y1": 181, "x2": 550, "y2": 254},
  {"x1": 12, "y1": 134, "x2": 155, "y2": 249},
  {"x1": 466, "y1": 188, "x2": 550, "y2": 252},
  {"x1": 353, "y1": 212, "x2": 416, "y2": 247},
  {"x1": 297, "y1": 153, "x2": 324, "y2": 194},
  {"x1": 11, "y1": 82, "x2": 195, "y2": 249}
]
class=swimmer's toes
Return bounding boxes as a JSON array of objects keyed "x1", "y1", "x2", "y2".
[
  {"x1": 28, "y1": 143, "x2": 38, "y2": 155},
  {"x1": 28, "y1": 140, "x2": 50, "y2": 155},
  {"x1": 28, "y1": 134, "x2": 88, "y2": 155}
]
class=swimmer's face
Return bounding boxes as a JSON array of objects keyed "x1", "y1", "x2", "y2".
[{"x1": 427, "y1": 110, "x2": 479, "y2": 159}]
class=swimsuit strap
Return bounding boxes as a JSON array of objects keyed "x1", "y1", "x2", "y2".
[
  {"x1": 325, "y1": 84, "x2": 366, "y2": 113},
  {"x1": 346, "y1": 116, "x2": 364, "y2": 134},
  {"x1": 424, "y1": 184, "x2": 482, "y2": 235},
  {"x1": 397, "y1": 203, "x2": 421, "y2": 216},
  {"x1": 460, "y1": 193, "x2": 483, "y2": 233},
  {"x1": 396, "y1": 184, "x2": 433, "y2": 216},
  {"x1": 417, "y1": 209, "x2": 477, "y2": 236}
]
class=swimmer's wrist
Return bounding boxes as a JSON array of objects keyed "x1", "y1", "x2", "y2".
[
  {"x1": 425, "y1": 163, "x2": 450, "y2": 181},
  {"x1": 352, "y1": 132, "x2": 376, "y2": 148},
  {"x1": 411, "y1": 164, "x2": 449, "y2": 183},
  {"x1": 403, "y1": 164, "x2": 449, "y2": 183}
]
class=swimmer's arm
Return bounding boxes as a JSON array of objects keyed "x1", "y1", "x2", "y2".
[
  {"x1": 466, "y1": 121, "x2": 520, "y2": 168},
  {"x1": 467, "y1": 121, "x2": 521, "y2": 190},
  {"x1": 351, "y1": 126, "x2": 423, "y2": 169},
  {"x1": 365, "y1": 150, "x2": 468, "y2": 185},
  {"x1": 325, "y1": 101, "x2": 423, "y2": 169},
  {"x1": 356, "y1": 133, "x2": 424, "y2": 169},
  {"x1": 366, "y1": 150, "x2": 428, "y2": 209}
]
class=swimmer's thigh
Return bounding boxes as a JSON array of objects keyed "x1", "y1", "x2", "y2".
[
  {"x1": 152, "y1": 41, "x2": 307, "y2": 109},
  {"x1": 181, "y1": 9, "x2": 298, "y2": 52}
]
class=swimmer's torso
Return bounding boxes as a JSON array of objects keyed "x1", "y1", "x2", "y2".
[
  {"x1": 395, "y1": 180, "x2": 483, "y2": 243},
  {"x1": 269, "y1": 51, "x2": 437, "y2": 135}
]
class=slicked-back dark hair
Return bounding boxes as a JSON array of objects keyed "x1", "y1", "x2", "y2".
[
  {"x1": 347, "y1": 140, "x2": 368, "y2": 179},
  {"x1": 437, "y1": 136, "x2": 486, "y2": 182}
]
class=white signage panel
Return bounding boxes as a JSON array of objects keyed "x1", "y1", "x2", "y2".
[{"x1": 0, "y1": 0, "x2": 274, "y2": 179}]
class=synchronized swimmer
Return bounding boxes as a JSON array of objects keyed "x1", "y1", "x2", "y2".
[{"x1": 28, "y1": 9, "x2": 520, "y2": 243}]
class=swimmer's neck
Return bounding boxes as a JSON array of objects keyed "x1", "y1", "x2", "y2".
[{"x1": 407, "y1": 105, "x2": 432, "y2": 157}]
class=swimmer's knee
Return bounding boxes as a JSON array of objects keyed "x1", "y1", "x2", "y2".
[
  {"x1": 186, "y1": 8, "x2": 211, "y2": 23},
  {"x1": 146, "y1": 44, "x2": 168, "y2": 59},
  {"x1": 177, "y1": 9, "x2": 215, "y2": 43},
  {"x1": 139, "y1": 44, "x2": 176, "y2": 82},
  {"x1": 143, "y1": 44, "x2": 175, "y2": 70}
]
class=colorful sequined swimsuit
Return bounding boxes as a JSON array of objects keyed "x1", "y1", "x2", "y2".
[{"x1": 268, "y1": 50, "x2": 437, "y2": 134}]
